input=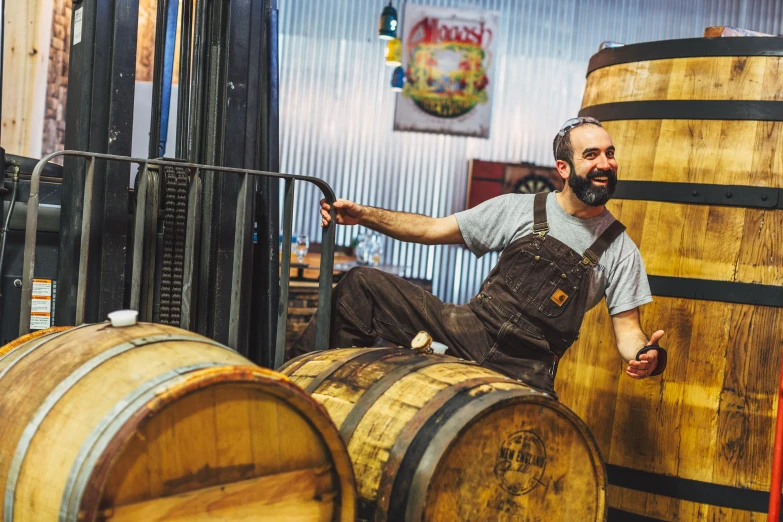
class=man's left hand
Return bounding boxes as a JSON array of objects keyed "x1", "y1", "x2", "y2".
[{"x1": 626, "y1": 329, "x2": 664, "y2": 379}]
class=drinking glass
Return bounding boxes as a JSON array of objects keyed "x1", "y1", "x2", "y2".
[
  {"x1": 295, "y1": 234, "x2": 309, "y2": 264},
  {"x1": 369, "y1": 234, "x2": 384, "y2": 267},
  {"x1": 355, "y1": 233, "x2": 369, "y2": 265}
]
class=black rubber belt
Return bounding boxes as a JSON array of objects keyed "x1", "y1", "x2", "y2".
[
  {"x1": 607, "y1": 464, "x2": 782, "y2": 517},
  {"x1": 648, "y1": 276, "x2": 783, "y2": 308},
  {"x1": 613, "y1": 180, "x2": 782, "y2": 209},
  {"x1": 579, "y1": 100, "x2": 783, "y2": 122},
  {"x1": 587, "y1": 37, "x2": 783, "y2": 74}
]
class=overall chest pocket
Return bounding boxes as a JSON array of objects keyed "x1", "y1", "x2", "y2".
[
  {"x1": 505, "y1": 248, "x2": 551, "y2": 294},
  {"x1": 536, "y1": 273, "x2": 579, "y2": 317}
]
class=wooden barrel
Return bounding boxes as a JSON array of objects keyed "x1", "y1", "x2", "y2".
[
  {"x1": 558, "y1": 37, "x2": 783, "y2": 521},
  {"x1": 280, "y1": 348, "x2": 607, "y2": 521},
  {"x1": 0, "y1": 323, "x2": 356, "y2": 521}
]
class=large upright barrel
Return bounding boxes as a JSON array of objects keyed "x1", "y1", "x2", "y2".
[
  {"x1": 281, "y1": 348, "x2": 607, "y2": 521},
  {"x1": 559, "y1": 37, "x2": 783, "y2": 521},
  {"x1": 0, "y1": 323, "x2": 356, "y2": 521}
]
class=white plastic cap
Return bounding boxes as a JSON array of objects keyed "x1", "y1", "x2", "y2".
[
  {"x1": 108, "y1": 310, "x2": 138, "y2": 327},
  {"x1": 430, "y1": 342, "x2": 448, "y2": 355}
]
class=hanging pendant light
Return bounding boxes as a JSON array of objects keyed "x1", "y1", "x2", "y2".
[
  {"x1": 378, "y1": 1, "x2": 398, "y2": 40},
  {"x1": 391, "y1": 65, "x2": 405, "y2": 91},
  {"x1": 385, "y1": 38, "x2": 402, "y2": 66}
]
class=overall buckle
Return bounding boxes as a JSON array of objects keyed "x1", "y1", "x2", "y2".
[
  {"x1": 582, "y1": 249, "x2": 599, "y2": 265},
  {"x1": 533, "y1": 222, "x2": 549, "y2": 237}
]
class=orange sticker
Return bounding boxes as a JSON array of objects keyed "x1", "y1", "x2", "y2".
[{"x1": 551, "y1": 289, "x2": 569, "y2": 306}]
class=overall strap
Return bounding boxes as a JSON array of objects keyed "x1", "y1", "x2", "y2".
[
  {"x1": 583, "y1": 220, "x2": 626, "y2": 264},
  {"x1": 532, "y1": 192, "x2": 549, "y2": 237}
]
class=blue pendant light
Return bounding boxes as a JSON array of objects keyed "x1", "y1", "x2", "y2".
[
  {"x1": 391, "y1": 66, "x2": 405, "y2": 91},
  {"x1": 378, "y1": 1, "x2": 398, "y2": 40}
]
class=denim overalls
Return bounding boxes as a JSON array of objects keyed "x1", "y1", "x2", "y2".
[{"x1": 468, "y1": 192, "x2": 626, "y2": 394}]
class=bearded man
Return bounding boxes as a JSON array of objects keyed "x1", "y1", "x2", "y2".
[{"x1": 288, "y1": 117, "x2": 667, "y2": 397}]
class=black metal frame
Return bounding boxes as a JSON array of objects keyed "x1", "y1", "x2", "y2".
[
  {"x1": 579, "y1": 100, "x2": 783, "y2": 122},
  {"x1": 587, "y1": 37, "x2": 783, "y2": 75},
  {"x1": 613, "y1": 181, "x2": 782, "y2": 210},
  {"x1": 249, "y1": 0, "x2": 280, "y2": 368},
  {"x1": 60, "y1": 0, "x2": 139, "y2": 326},
  {"x1": 607, "y1": 464, "x2": 783, "y2": 517},
  {"x1": 167, "y1": 0, "x2": 280, "y2": 360},
  {"x1": 61, "y1": 0, "x2": 281, "y2": 364},
  {"x1": 20, "y1": 151, "x2": 336, "y2": 366},
  {"x1": 648, "y1": 276, "x2": 783, "y2": 308}
]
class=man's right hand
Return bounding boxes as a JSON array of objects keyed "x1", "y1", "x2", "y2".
[{"x1": 321, "y1": 198, "x2": 363, "y2": 227}]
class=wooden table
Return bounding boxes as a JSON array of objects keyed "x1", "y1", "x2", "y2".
[{"x1": 285, "y1": 252, "x2": 355, "y2": 282}]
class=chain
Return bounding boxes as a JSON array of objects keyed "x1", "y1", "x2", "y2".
[{"x1": 158, "y1": 165, "x2": 190, "y2": 325}]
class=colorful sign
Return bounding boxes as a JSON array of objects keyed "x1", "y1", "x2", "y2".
[{"x1": 394, "y1": 4, "x2": 499, "y2": 138}]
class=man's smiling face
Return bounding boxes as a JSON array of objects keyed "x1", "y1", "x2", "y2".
[{"x1": 564, "y1": 125, "x2": 618, "y2": 207}]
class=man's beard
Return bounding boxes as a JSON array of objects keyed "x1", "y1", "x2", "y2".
[{"x1": 566, "y1": 161, "x2": 617, "y2": 207}]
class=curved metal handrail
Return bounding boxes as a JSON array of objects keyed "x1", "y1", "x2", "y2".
[{"x1": 20, "y1": 150, "x2": 336, "y2": 364}]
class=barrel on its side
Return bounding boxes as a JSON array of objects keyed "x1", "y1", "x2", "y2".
[
  {"x1": 281, "y1": 348, "x2": 606, "y2": 521},
  {"x1": 562, "y1": 37, "x2": 783, "y2": 521},
  {"x1": 0, "y1": 323, "x2": 356, "y2": 521}
]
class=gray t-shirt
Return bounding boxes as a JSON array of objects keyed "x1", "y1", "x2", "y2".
[{"x1": 454, "y1": 192, "x2": 652, "y2": 315}]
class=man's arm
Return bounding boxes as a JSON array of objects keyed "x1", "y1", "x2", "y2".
[
  {"x1": 611, "y1": 308, "x2": 665, "y2": 379},
  {"x1": 320, "y1": 198, "x2": 465, "y2": 245}
]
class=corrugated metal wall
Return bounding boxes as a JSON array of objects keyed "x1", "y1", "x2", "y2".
[{"x1": 278, "y1": 0, "x2": 782, "y2": 304}]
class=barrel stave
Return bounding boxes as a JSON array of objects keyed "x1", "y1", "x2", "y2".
[
  {"x1": 0, "y1": 323, "x2": 357, "y2": 522},
  {"x1": 98, "y1": 383, "x2": 334, "y2": 506},
  {"x1": 603, "y1": 120, "x2": 783, "y2": 188},
  {"x1": 606, "y1": 200, "x2": 781, "y2": 286},
  {"x1": 347, "y1": 365, "x2": 510, "y2": 501},
  {"x1": 287, "y1": 348, "x2": 367, "y2": 389},
  {"x1": 560, "y1": 298, "x2": 783, "y2": 518},
  {"x1": 583, "y1": 56, "x2": 782, "y2": 106},
  {"x1": 0, "y1": 325, "x2": 150, "y2": 517},
  {"x1": 102, "y1": 467, "x2": 337, "y2": 522},
  {"x1": 13, "y1": 337, "x2": 249, "y2": 521},
  {"x1": 424, "y1": 400, "x2": 605, "y2": 521},
  {"x1": 283, "y1": 349, "x2": 607, "y2": 521},
  {"x1": 564, "y1": 48, "x2": 782, "y2": 514}
]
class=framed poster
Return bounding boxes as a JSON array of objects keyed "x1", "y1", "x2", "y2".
[{"x1": 393, "y1": 4, "x2": 499, "y2": 138}]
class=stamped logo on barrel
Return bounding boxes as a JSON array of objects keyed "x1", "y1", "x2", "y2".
[{"x1": 494, "y1": 430, "x2": 547, "y2": 496}]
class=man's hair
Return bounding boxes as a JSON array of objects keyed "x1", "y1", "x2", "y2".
[{"x1": 552, "y1": 122, "x2": 603, "y2": 164}]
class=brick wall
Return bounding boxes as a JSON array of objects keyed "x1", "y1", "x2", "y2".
[
  {"x1": 42, "y1": 0, "x2": 71, "y2": 160},
  {"x1": 41, "y1": 0, "x2": 164, "y2": 159},
  {"x1": 137, "y1": 0, "x2": 156, "y2": 82}
]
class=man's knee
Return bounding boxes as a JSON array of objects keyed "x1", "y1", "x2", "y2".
[
  {"x1": 335, "y1": 266, "x2": 375, "y2": 296},
  {"x1": 345, "y1": 265, "x2": 375, "y2": 281}
]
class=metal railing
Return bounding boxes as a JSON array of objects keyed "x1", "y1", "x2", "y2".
[{"x1": 19, "y1": 150, "x2": 336, "y2": 367}]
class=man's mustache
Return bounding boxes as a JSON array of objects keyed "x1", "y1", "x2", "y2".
[{"x1": 587, "y1": 168, "x2": 617, "y2": 181}]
